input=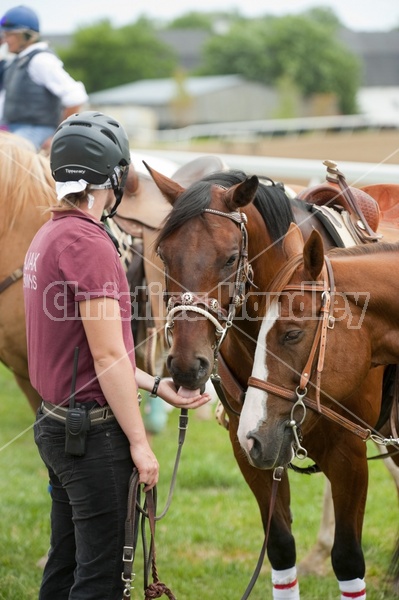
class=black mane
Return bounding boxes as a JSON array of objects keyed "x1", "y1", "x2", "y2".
[{"x1": 156, "y1": 170, "x2": 295, "y2": 247}]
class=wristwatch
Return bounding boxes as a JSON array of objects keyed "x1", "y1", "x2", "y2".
[{"x1": 150, "y1": 376, "x2": 161, "y2": 397}]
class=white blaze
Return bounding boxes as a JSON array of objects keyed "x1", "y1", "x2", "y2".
[{"x1": 237, "y1": 299, "x2": 279, "y2": 451}]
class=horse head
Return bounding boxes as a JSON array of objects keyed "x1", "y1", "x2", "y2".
[
  {"x1": 146, "y1": 162, "x2": 260, "y2": 390},
  {"x1": 237, "y1": 223, "x2": 373, "y2": 469}
]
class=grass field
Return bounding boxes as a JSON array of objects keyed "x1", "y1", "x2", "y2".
[{"x1": 0, "y1": 362, "x2": 398, "y2": 599}]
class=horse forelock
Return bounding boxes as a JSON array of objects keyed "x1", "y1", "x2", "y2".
[
  {"x1": 156, "y1": 169, "x2": 295, "y2": 248},
  {"x1": 156, "y1": 180, "x2": 213, "y2": 247},
  {"x1": 0, "y1": 133, "x2": 55, "y2": 235}
]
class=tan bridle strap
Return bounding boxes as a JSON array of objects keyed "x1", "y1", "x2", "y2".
[
  {"x1": 247, "y1": 377, "x2": 370, "y2": 441},
  {"x1": 0, "y1": 266, "x2": 23, "y2": 294},
  {"x1": 284, "y1": 272, "x2": 330, "y2": 411},
  {"x1": 316, "y1": 255, "x2": 336, "y2": 408},
  {"x1": 298, "y1": 315, "x2": 324, "y2": 400}
]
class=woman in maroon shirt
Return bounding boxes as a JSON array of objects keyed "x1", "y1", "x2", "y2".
[{"x1": 24, "y1": 111, "x2": 210, "y2": 600}]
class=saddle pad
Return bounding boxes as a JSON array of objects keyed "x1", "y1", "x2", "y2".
[{"x1": 311, "y1": 205, "x2": 359, "y2": 248}]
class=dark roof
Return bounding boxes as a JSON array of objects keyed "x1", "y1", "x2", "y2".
[{"x1": 339, "y1": 29, "x2": 399, "y2": 53}]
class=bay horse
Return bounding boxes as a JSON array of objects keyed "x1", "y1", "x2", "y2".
[
  {"x1": 238, "y1": 223, "x2": 399, "y2": 597},
  {"x1": 147, "y1": 163, "x2": 399, "y2": 598}
]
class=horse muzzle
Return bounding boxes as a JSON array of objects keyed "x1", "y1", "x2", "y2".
[
  {"x1": 241, "y1": 422, "x2": 294, "y2": 470},
  {"x1": 166, "y1": 352, "x2": 211, "y2": 390}
]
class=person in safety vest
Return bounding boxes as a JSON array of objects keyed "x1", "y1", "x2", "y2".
[{"x1": 0, "y1": 5, "x2": 88, "y2": 150}]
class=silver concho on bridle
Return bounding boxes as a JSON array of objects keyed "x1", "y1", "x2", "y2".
[{"x1": 164, "y1": 208, "x2": 253, "y2": 357}]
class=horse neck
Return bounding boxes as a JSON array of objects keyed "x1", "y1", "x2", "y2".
[{"x1": 333, "y1": 251, "x2": 399, "y2": 364}]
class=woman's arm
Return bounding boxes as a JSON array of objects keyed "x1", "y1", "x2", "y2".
[{"x1": 80, "y1": 297, "x2": 158, "y2": 490}]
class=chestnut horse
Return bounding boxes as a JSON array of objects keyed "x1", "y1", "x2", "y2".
[
  {"x1": 239, "y1": 224, "x2": 399, "y2": 597},
  {"x1": 147, "y1": 164, "x2": 399, "y2": 598}
]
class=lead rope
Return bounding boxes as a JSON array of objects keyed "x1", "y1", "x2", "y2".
[
  {"x1": 123, "y1": 468, "x2": 177, "y2": 599},
  {"x1": 142, "y1": 490, "x2": 176, "y2": 600},
  {"x1": 240, "y1": 467, "x2": 284, "y2": 600},
  {"x1": 122, "y1": 410, "x2": 188, "y2": 598}
]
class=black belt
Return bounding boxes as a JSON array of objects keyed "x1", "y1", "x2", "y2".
[{"x1": 41, "y1": 401, "x2": 115, "y2": 425}]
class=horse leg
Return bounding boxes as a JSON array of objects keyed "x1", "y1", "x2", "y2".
[
  {"x1": 13, "y1": 373, "x2": 41, "y2": 413},
  {"x1": 297, "y1": 478, "x2": 334, "y2": 576},
  {"x1": 299, "y1": 441, "x2": 399, "y2": 578},
  {"x1": 229, "y1": 415, "x2": 300, "y2": 599},
  {"x1": 326, "y1": 441, "x2": 368, "y2": 600}
]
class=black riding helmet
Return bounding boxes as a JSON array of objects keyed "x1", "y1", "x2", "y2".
[{"x1": 50, "y1": 111, "x2": 131, "y2": 219}]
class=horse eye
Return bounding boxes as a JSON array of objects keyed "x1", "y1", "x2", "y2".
[
  {"x1": 225, "y1": 254, "x2": 238, "y2": 267},
  {"x1": 283, "y1": 330, "x2": 303, "y2": 343}
]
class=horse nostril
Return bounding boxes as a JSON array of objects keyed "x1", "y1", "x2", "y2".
[
  {"x1": 166, "y1": 354, "x2": 211, "y2": 388},
  {"x1": 247, "y1": 434, "x2": 261, "y2": 461},
  {"x1": 197, "y1": 356, "x2": 210, "y2": 377}
]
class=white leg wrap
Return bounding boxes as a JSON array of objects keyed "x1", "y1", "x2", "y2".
[
  {"x1": 272, "y1": 567, "x2": 300, "y2": 599},
  {"x1": 338, "y1": 578, "x2": 366, "y2": 599}
]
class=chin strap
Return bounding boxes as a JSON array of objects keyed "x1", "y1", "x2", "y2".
[{"x1": 101, "y1": 165, "x2": 129, "y2": 221}]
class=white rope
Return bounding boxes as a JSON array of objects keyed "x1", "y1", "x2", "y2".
[{"x1": 166, "y1": 305, "x2": 224, "y2": 336}]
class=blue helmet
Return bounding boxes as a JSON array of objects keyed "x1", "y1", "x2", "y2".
[{"x1": 0, "y1": 5, "x2": 40, "y2": 32}]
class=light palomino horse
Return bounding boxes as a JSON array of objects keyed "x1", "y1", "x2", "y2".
[
  {"x1": 0, "y1": 132, "x2": 55, "y2": 410},
  {"x1": 239, "y1": 223, "x2": 399, "y2": 598}
]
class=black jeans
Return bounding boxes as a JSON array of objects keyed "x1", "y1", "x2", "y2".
[{"x1": 34, "y1": 406, "x2": 133, "y2": 600}]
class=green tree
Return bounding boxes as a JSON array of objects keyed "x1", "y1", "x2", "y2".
[
  {"x1": 58, "y1": 19, "x2": 177, "y2": 93},
  {"x1": 167, "y1": 11, "x2": 215, "y2": 31},
  {"x1": 199, "y1": 12, "x2": 361, "y2": 114}
]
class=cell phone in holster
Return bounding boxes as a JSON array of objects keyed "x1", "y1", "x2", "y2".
[{"x1": 65, "y1": 347, "x2": 91, "y2": 456}]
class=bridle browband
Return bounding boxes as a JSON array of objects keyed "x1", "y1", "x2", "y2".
[
  {"x1": 248, "y1": 255, "x2": 371, "y2": 456},
  {"x1": 164, "y1": 207, "x2": 254, "y2": 358}
]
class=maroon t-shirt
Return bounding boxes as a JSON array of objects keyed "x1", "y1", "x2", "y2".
[{"x1": 23, "y1": 209, "x2": 136, "y2": 406}]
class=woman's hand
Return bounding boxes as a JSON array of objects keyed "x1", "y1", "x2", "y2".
[
  {"x1": 130, "y1": 442, "x2": 159, "y2": 491},
  {"x1": 157, "y1": 379, "x2": 212, "y2": 409}
]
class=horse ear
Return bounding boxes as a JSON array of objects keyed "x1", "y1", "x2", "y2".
[
  {"x1": 224, "y1": 175, "x2": 259, "y2": 210},
  {"x1": 303, "y1": 229, "x2": 325, "y2": 281},
  {"x1": 143, "y1": 161, "x2": 185, "y2": 206},
  {"x1": 282, "y1": 223, "x2": 304, "y2": 259},
  {"x1": 124, "y1": 165, "x2": 139, "y2": 195}
]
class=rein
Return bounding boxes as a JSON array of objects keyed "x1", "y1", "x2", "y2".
[{"x1": 248, "y1": 255, "x2": 371, "y2": 453}]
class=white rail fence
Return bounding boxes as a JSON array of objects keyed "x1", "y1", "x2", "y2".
[{"x1": 140, "y1": 149, "x2": 399, "y2": 186}]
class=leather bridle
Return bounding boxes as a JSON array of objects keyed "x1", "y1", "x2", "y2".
[
  {"x1": 248, "y1": 255, "x2": 371, "y2": 453},
  {"x1": 163, "y1": 206, "x2": 254, "y2": 358}
]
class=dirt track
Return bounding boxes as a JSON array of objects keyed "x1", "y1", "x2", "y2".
[{"x1": 185, "y1": 130, "x2": 399, "y2": 166}]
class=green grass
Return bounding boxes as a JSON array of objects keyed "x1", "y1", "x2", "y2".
[{"x1": 0, "y1": 362, "x2": 398, "y2": 599}]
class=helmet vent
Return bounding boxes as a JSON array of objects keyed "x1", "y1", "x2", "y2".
[{"x1": 101, "y1": 128, "x2": 118, "y2": 146}]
